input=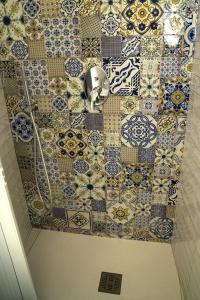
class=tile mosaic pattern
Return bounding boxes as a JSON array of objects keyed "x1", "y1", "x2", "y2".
[{"x1": 1, "y1": 0, "x2": 200, "y2": 242}]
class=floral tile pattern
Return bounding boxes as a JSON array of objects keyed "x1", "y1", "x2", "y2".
[
  {"x1": 0, "y1": 0, "x2": 25, "y2": 41},
  {"x1": 121, "y1": 0, "x2": 164, "y2": 36},
  {"x1": 1, "y1": 0, "x2": 200, "y2": 243}
]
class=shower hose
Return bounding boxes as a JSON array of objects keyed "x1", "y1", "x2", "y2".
[{"x1": 21, "y1": 63, "x2": 53, "y2": 214}]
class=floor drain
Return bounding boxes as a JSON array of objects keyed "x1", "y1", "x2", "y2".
[{"x1": 98, "y1": 272, "x2": 122, "y2": 295}]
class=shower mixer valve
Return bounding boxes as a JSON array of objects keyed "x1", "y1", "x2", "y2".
[{"x1": 85, "y1": 66, "x2": 110, "y2": 112}]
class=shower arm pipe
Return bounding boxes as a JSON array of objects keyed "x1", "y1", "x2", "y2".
[{"x1": 21, "y1": 63, "x2": 53, "y2": 211}]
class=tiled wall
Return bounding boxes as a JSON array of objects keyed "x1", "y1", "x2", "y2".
[
  {"x1": 172, "y1": 13, "x2": 200, "y2": 300},
  {"x1": 0, "y1": 0, "x2": 199, "y2": 242}
]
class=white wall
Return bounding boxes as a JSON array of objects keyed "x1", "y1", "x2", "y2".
[{"x1": 172, "y1": 15, "x2": 200, "y2": 300}]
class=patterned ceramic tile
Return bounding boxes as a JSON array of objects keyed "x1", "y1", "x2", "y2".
[
  {"x1": 163, "y1": 12, "x2": 185, "y2": 35},
  {"x1": 11, "y1": 112, "x2": 34, "y2": 142},
  {"x1": 48, "y1": 76, "x2": 67, "y2": 95},
  {"x1": 107, "y1": 202, "x2": 133, "y2": 225},
  {"x1": 104, "y1": 113, "x2": 121, "y2": 146},
  {"x1": 138, "y1": 146, "x2": 156, "y2": 164},
  {"x1": 100, "y1": 0, "x2": 121, "y2": 36},
  {"x1": 140, "y1": 74, "x2": 160, "y2": 98},
  {"x1": 70, "y1": 113, "x2": 86, "y2": 129},
  {"x1": 27, "y1": 39, "x2": 47, "y2": 59},
  {"x1": 105, "y1": 147, "x2": 120, "y2": 162},
  {"x1": 141, "y1": 36, "x2": 163, "y2": 57},
  {"x1": 10, "y1": 40, "x2": 29, "y2": 60},
  {"x1": 154, "y1": 163, "x2": 171, "y2": 179},
  {"x1": 120, "y1": 96, "x2": 139, "y2": 115},
  {"x1": 47, "y1": 58, "x2": 66, "y2": 78},
  {"x1": 43, "y1": 17, "x2": 81, "y2": 57},
  {"x1": 120, "y1": 188, "x2": 137, "y2": 206},
  {"x1": 121, "y1": 36, "x2": 141, "y2": 57},
  {"x1": 181, "y1": 56, "x2": 193, "y2": 79},
  {"x1": 105, "y1": 161, "x2": 122, "y2": 177},
  {"x1": 160, "y1": 78, "x2": 190, "y2": 113},
  {"x1": 103, "y1": 95, "x2": 121, "y2": 114},
  {"x1": 149, "y1": 217, "x2": 173, "y2": 240},
  {"x1": 163, "y1": 35, "x2": 183, "y2": 56},
  {"x1": 80, "y1": 14, "x2": 101, "y2": 37},
  {"x1": 3, "y1": 0, "x2": 200, "y2": 243},
  {"x1": 121, "y1": 146, "x2": 138, "y2": 164},
  {"x1": 101, "y1": 36, "x2": 122, "y2": 57},
  {"x1": 67, "y1": 210, "x2": 91, "y2": 230},
  {"x1": 0, "y1": 0, "x2": 25, "y2": 41},
  {"x1": 0, "y1": 61, "x2": 16, "y2": 78},
  {"x1": 157, "y1": 113, "x2": 177, "y2": 133},
  {"x1": 68, "y1": 96, "x2": 86, "y2": 113},
  {"x1": 121, "y1": 0, "x2": 164, "y2": 36},
  {"x1": 140, "y1": 58, "x2": 160, "y2": 76},
  {"x1": 103, "y1": 57, "x2": 140, "y2": 96},
  {"x1": 60, "y1": 0, "x2": 80, "y2": 17},
  {"x1": 75, "y1": 173, "x2": 105, "y2": 200},
  {"x1": 51, "y1": 95, "x2": 68, "y2": 112},
  {"x1": 65, "y1": 57, "x2": 84, "y2": 78},
  {"x1": 88, "y1": 130, "x2": 103, "y2": 147},
  {"x1": 56, "y1": 129, "x2": 87, "y2": 159},
  {"x1": 139, "y1": 97, "x2": 159, "y2": 115},
  {"x1": 152, "y1": 178, "x2": 170, "y2": 194},
  {"x1": 85, "y1": 113, "x2": 103, "y2": 131},
  {"x1": 67, "y1": 77, "x2": 86, "y2": 98},
  {"x1": 22, "y1": 60, "x2": 49, "y2": 95},
  {"x1": 183, "y1": 12, "x2": 197, "y2": 57},
  {"x1": 125, "y1": 164, "x2": 152, "y2": 190},
  {"x1": 0, "y1": 41, "x2": 12, "y2": 60},
  {"x1": 25, "y1": 18, "x2": 44, "y2": 40},
  {"x1": 81, "y1": 37, "x2": 101, "y2": 57},
  {"x1": 23, "y1": 0, "x2": 40, "y2": 19},
  {"x1": 157, "y1": 133, "x2": 175, "y2": 150},
  {"x1": 40, "y1": 0, "x2": 61, "y2": 18},
  {"x1": 160, "y1": 57, "x2": 181, "y2": 78},
  {"x1": 121, "y1": 113, "x2": 157, "y2": 148},
  {"x1": 80, "y1": 0, "x2": 99, "y2": 16}
]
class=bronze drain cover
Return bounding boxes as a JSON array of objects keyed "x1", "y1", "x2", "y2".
[{"x1": 98, "y1": 272, "x2": 122, "y2": 295}]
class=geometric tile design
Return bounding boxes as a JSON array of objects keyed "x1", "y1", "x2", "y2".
[
  {"x1": 56, "y1": 129, "x2": 86, "y2": 159},
  {"x1": 80, "y1": 15, "x2": 101, "y2": 37},
  {"x1": 121, "y1": 113, "x2": 157, "y2": 148},
  {"x1": 43, "y1": 17, "x2": 81, "y2": 57},
  {"x1": 3, "y1": 0, "x2": 200, "y2": 243},
  {"x1": 81, "y1": 37, "x2": 101, "y2": 57},
  {"x1": 22, "y1": 60, "x2": 49, "y2": 95},
  {"x1": 40, "y1": 0, "x2": 61, "y2": 18},
  {"x1": 27, "y1": 40, "x2": 46, "y2": 59},
  {"x1": 103, "y1": 57, "x2": 140, "y2": 96},
  {"x1": 101, "y1": 36, "x2": 122, "y2": 57},
  {"x1": 121, "y1": 146, "x2": 138, "y2": 164},
  {"x1": 103, "y1": 96, "x2": 121, "y2": 114}
]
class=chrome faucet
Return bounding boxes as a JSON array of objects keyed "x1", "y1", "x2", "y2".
[{"x1": 85, "y1": 66, "x2": 110, "y2": 112}]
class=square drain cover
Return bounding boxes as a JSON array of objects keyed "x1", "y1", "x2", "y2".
[{"x1": 98, "y1": 272, "x2": 122, "y2": 295}]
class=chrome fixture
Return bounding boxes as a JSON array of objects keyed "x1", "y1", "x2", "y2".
[{"x1": 85, "y1": 66, "x2": 110, "y2": 111}]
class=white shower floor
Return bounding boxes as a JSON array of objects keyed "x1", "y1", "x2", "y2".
[{"x1": 28, "y1": 230, "x2": 181, "y2": 300}]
